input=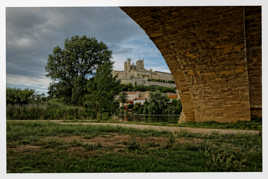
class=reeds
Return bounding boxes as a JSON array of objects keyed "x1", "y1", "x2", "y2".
[{"x1": 7, "y1": 103, "x2": 88, "y2": 120}]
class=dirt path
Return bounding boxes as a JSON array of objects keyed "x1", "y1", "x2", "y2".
[{"x1": 54, "y1": 121, "x2": 260, "y2": 135}]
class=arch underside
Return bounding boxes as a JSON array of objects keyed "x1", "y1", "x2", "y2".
[{"x1": 121, "y1": 7, "x2": 262, "y2": 122}]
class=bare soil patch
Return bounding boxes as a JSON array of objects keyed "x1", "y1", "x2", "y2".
[
  {"x1": 42, "y1": 133, "x2": 204, "y2": 150},
  {"x1": 175, "y1": 137, "x2": 203, "y2": 145},
  {"x1": 67, "y1": 146, "x2": 85, "y2": 153},
  {"x1": 88, "y1": 134, "x2": 130, "y2": 147},
  {"x1": 43, "y1": 136, "x2": 83, "y2": 143},
  {"x1": 11, "y1": 145, "x2": 41, "y2": 152}
]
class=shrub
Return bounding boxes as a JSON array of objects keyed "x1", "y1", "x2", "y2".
[{"x1": 199, "y1": 141, "x2": 248, "y2": 171}]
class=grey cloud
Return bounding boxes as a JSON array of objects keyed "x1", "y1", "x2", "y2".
[
  {"x1": 109, "y1": 43, "x2": 134, "y2": 55},
  {"x1": 6, "y1": 7, "x2": 166, "y2": 92},
  {"x1": 6, "y1": 7, "x2": 145, "y2": 78}
]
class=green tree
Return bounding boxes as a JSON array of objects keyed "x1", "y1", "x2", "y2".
[
  {"x1": 165, "y1": 99, "x2": 182, "y2": 115},
  {"x1": 131, "y1": 92, "x2": 182, "y2": 118},
  {"x1": 84, "y1": 62, "x2": 121, "y2": 120},
  {"x1": 133, "y1": 103, "x2": 143, "y2": 114},
  {"x1": 45, "y1": 35, "x2": 112, "y2": 104},
  {"x1": 146, "y1": 91, "x2": 169, "y2": 115},
  {"x1": 118, "y1": 92, "x2": 127, "y2": 105},
  {"x1": 143, "y1": 93, "x2": 182, "y2": 115}
]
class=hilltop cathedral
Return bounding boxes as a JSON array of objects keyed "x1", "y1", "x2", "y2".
[{"x1": 112, "y1": 59, "x2": 176, "y2": 88}]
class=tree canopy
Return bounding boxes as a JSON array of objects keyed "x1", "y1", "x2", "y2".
[
  {"x1": 7, "y1": 88, "x2": 34, "y2": 105},
  {"x1": 6, "y1": 88, "x2": 47, "y2": 105},
  {"x1": 46, "y1": 35, "x2": 112, "y2": 104},
  {"x1": 145, "y1": 91, "x2": 170, "y2": 115}
]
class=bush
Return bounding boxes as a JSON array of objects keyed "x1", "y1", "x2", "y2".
[
  {"x1": 199, "y1": 141, "x2": 248, "y2": 171},
  {"x1": 101, "y1": 112, "x2": 110, "y2": 120}
]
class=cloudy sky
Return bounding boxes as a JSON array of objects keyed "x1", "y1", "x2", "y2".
[{"x1": 6, "y1": 7, "x2": 170, "y2": 94}]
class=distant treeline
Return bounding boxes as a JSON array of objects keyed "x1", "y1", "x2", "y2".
[
  {"x1": 147, "y1": 78, "x2": 175, "y2": 84},
  {"x1": 7, "y1": 88, "x2": 47, "y2": 105},
  {"x1": 120, "y1": 83, "x2": 176, "y2": 93}
]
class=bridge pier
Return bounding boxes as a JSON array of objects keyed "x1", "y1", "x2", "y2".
[{"x1": 121, "y1": 7, "x2": 261, "y2": 122}]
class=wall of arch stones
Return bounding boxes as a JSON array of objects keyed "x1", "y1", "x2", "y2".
[{"x1": 121, "y1": 6, "x2": 261, "y2": 123}]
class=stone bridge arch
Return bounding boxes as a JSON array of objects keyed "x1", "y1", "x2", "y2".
[{"x1": 121, "y1": 6, "x2": 261, "y2": 123}]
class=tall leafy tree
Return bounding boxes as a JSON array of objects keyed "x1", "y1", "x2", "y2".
[
  {"x1": 84, "y1": 62, "x2": 121, "y2": 119},
  {"x1": 45, "y1": 35, "x2": 112, "y2": 104}
]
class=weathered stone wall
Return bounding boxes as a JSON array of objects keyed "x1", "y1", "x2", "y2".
[
  {"x1": 121, "y1": 7, "x2": 261, "y2": 123},
  {"x1": 151, "y1": 71, "x2": 173, "y2": 81},
  {"x1": 245, "y1": 7, "x2": 262, "y2": 118}
]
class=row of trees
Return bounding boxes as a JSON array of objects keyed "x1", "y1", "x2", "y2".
[
  {"x1": 147, "y1": 78, "x2": 175, "y2": 84},
  {"x1": 7, "y1": 88, "x2": 47, "y2": 105}
]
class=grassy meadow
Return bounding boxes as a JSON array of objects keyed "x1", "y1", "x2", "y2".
[{"x1": 7, "y1": 120, "x2": 262, "y2": 172}]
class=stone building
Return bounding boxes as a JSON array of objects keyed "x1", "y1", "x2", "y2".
[{"x1": 112, "y1": 59, "x2": 176, "y2": 88}]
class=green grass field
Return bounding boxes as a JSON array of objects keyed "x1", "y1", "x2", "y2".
[{"x1": 7, "y1": 120, "x2": 262, "y2": 172}]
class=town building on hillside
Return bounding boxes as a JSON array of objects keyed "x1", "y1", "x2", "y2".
[
  {"x1": 116, "y1": 91, "x2": 179, "y2": 107},
  {"x1": 112, "y1": 59, "x2": 176, "y2": 88}
]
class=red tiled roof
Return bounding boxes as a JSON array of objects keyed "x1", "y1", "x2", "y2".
[
  {"x1": 126, "y1": 91, "x2": 139, "y2": 95},
  {"x1": 167, "y1": 94, "x2": 177, "y2": 99}
]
